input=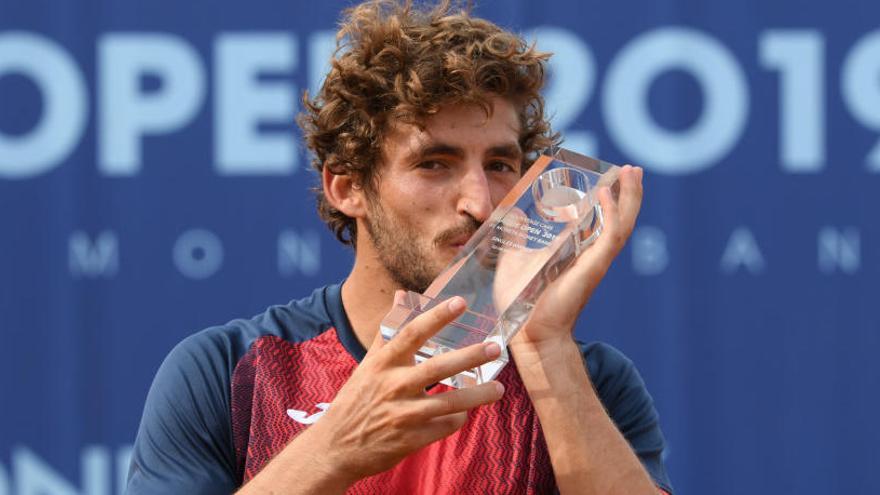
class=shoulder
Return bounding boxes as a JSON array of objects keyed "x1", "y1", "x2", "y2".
[
  {"x1": 577, "y1": 341, "x2": 660, "y2": 433},
  {"x1": 579, "y1": 341, "x2": 642, "y2": 391},
  {"x1": 576, "y1": 341, "x2": 673, "y2": 493},
  {"x1": 127, "y1": 284, "x2": 341, "y2": 494},
  {"x1": 163, "y1": 284, "x2": 341, "y2": 375},
  {"x1": 146, "y1": 283, "x2": 342, "y2": 421}
]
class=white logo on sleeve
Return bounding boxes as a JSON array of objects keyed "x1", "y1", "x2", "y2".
[{"x1": 287, "y1": 403, "x2": 330, "y2": 424}]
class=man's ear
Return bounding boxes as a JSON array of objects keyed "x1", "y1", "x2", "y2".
[{"x1": 322, "y1": 166, "x2": 368, "y2": 219}]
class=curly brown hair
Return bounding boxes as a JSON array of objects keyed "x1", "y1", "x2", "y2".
[{"x1": 299, "y1": 0, "x2": 559, "y2": 246}]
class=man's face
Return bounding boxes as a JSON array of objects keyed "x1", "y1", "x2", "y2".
[{"x1": 362, "y1": 97, "x2": 523, "y2": 293}]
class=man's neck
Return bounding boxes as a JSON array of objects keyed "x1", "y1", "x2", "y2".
[{"x1": 341, "y1": 248, "x2": 400, "y2": 353}]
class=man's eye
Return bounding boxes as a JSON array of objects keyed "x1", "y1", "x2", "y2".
[
  {"x1": 487, "y1": 161, "x2": 517, "y2": 173},
  {"x1": 417, "y1": 160, "x2": 445, "y2": 170}
]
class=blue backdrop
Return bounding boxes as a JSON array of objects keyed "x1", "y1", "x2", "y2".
[{"x1": 1, "y1": 0, "x2": 878, "y2": 493}]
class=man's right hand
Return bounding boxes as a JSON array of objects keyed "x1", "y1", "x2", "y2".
[{"x1": 238, "y1": 294, "x2": 505, "y2": 494}]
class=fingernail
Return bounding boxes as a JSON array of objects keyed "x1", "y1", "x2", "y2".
[
  {"x1": 495, "y1": 382, "x2": 505, "y2": 395},
  {"x1": 485, "y1": 342, "x2": 501, "y2": 358},
  {"x1": 448, "y1": 297, "x2": 466, "y2": 312}
]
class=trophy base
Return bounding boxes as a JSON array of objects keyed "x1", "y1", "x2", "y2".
[{"x1": 380, "y1": 292, "x2": 510, "y2": 388}]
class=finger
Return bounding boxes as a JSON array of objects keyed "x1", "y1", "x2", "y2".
[
  {"x1": 416, "y1": 381, "x2": 505, "y2": 418},
  {"x1": 366, "y1": 290, "x2": 407, "y2": 357},
  {"x1": 415, "y1": 411, "x2": 469, "y2": 446},
  {"x1": 592, "y1": 165, "x2": 639, "y2": 250},
  {"x1": 601, "y1": 165, "x2": 642, "y2": 254},
  {"x1": 368, "y1": 325, "x2": 386, "y2": 351},
  {"x1": 388, "y1": 296, "x2": 467, "y2": 358},
  {"x1": 591, "y1": 185, "x2": 622, "y2": 258},
  {"x1": 615, "y1": 165, "x2": 643, "y2": 237},
  {"x1": 410, "y1": 340, "x2": 503, "y2": 388},
  {"x1": 369, "y1": 289, "x2": 413, "y2": 361}
]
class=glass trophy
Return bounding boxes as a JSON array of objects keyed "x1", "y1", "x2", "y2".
[{"x1": 380, "y1": 148, "x2": 621, "y2": 388}]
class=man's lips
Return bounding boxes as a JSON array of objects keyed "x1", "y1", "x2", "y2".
[
  {"x1": 435, "y1": 222, "x2": 480, "y2": 250},
  {"x1": 447, "y1": 234, "x2": 472, "y2": 248}
]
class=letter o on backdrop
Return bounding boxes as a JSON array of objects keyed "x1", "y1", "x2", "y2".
[
  {"x1": 0, "y1": 32, "x2": 87, "y2": 179},
  {"x1": 603, "y1": 27, "x2": 749, "y2": 175}
]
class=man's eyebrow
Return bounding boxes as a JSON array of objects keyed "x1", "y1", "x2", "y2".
[
  {"x1": 409, "y1": 143, "x2": 466, "y2": 160},
  {"x1": 405, "y1": 141, "x2": 522, "y2": 161},
  {"x1": 485, "y1": 143, "x2": 523, "y2": 160}
]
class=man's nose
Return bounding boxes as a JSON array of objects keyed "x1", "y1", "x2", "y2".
[{"x1": 456, "y1": 166, "x2": 493, "y2": 223}]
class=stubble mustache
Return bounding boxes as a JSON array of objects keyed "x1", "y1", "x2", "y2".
[{"x1": 432, "y1": 217, "x2": 482, "y2": 248}]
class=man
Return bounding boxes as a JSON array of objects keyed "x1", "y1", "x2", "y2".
[{"x1": 126, "y1": 1, "x2": 673, "y2": 494}]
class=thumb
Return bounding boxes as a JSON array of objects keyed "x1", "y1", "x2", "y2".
[{"x1": 368, "y1": 289, "x2": 407, "y2": 353}]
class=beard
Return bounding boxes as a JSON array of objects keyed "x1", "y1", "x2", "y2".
[{"x1": 364, "y1": 200, "x2": 480, "y2": 293}]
